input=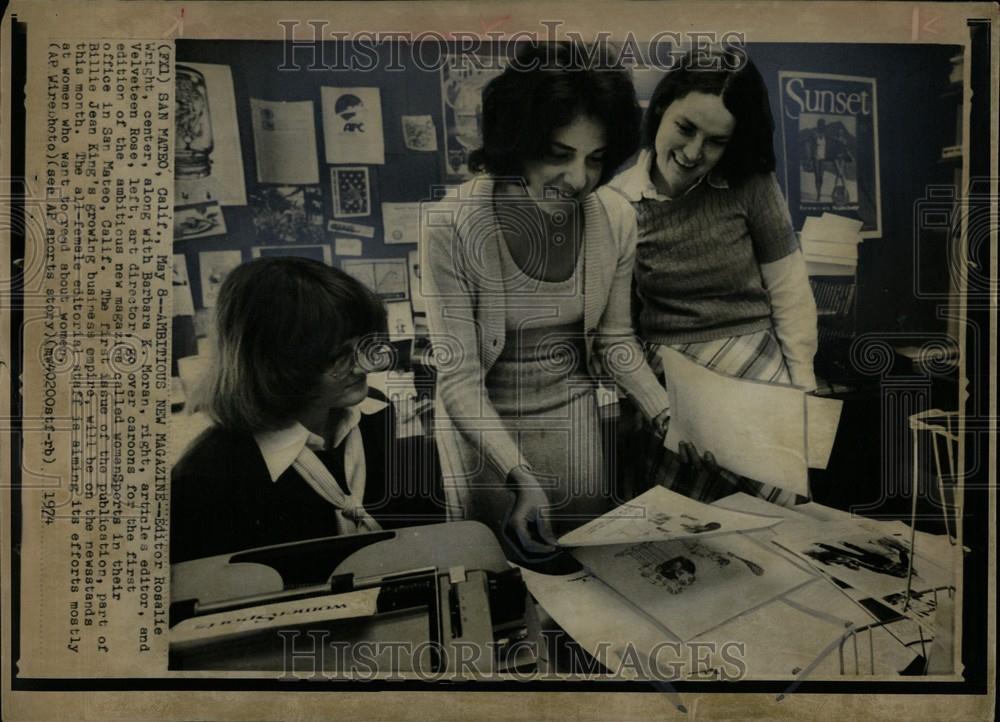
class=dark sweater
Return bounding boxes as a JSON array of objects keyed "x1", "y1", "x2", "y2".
[
  {"x1": 632, "y1": 172, "x2": 799, "y2": 344},
  {"x1": 170, "y1": 406, "x2": 445, "y2": 563}
]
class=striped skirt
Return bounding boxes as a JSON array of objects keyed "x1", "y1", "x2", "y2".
[{"x1": 639, "y1": 329, "x2": 802, "y2": 506}]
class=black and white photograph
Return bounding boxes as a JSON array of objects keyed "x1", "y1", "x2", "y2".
[{"x1": 1, "y1": 2, "x2": 996, "y2": 721}]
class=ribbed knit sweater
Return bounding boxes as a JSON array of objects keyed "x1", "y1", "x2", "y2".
[{"x1": 629, "y1": 172, "x2": 799, "y2": 344}]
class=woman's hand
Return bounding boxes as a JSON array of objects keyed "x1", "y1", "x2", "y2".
[
  {"x1": 502, "y1": 465, "x2": 558, "y2": 561},
  {"x1": 651, "y1": 408, "x2": 671, "y2": 439},
  {"x1": 675, "y1": 441, "x2": 721, "y2": 488}
]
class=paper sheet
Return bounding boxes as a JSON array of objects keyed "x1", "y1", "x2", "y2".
[
  {"x1": 659, "y1": 346, "x2": 810, "y2": 495},
  {"x1": 573, "y1": 534, "x2": 816, "y2": 641},
  {"x1": 321, "y1": 86, "x2": 385, "y2": 164},
  {"x1": 335, "y1": 237, "x2": 364, "y2": 256},
  {"x1": 174, "y1": 62, "x2": 247, "y2": 206},
  {"x1": 773, "y1": 519, "x2": 954, "y2": 600},
  {"x1": 386, "y1": 301, "x2": 414, "y2": 340},
  {"x1": 250, "y1": 98, "x2": 320, "y2": 184},
  {"x1": 382, "y1": 202, "x2": 421, "y2": 244},
  {"x1": 558, "y1": 486, "x2": 782, "y2": 547}
]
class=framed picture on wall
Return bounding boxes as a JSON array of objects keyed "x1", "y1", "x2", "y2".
[{"x1": 778, "y1": 71, "x2": 881, "y2": 238}]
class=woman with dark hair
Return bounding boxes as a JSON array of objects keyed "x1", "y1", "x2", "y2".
[
  {"x1": 171, "y1": 257, "x2": 442, "y2": 562},
  {"x1": 422, "y1": 44, "x2": 672, "y2": 561},
  {"x1": 610, "y1": 50, "x2": 818, "y2": 504}
]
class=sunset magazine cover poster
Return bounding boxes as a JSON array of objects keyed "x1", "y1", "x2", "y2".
[{"x1": 778, "y1": 71, "x2": 882, "y2": 238}]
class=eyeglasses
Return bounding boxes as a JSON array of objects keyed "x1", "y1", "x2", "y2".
[{"x1": 327, "y1": 336, "x2": 395, "y2": 377}]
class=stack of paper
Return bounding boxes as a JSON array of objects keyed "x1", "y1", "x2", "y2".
[{"x1": 801, "y1": 213, "x2": 863, "y2": 277}]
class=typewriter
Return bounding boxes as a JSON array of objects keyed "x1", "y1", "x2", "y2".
[{"x1": 169, "y1": 522, "x2": 537, "y2": 675}]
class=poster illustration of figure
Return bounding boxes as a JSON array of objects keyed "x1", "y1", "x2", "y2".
[
  {"x1": 321, "y1": 87, "x2": 385, "y2": 165},
  {"x1": 779, "y1": 71, "x2": 881, "y2": 238},
  {"x1": 799, "y1": 115, "x2": 857, "y2": 206},
  {"x1": 440, "y1": 57, "x2": 504, "y2": 182}
]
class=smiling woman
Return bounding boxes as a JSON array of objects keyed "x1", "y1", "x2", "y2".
[
  {"x1": 610, "y1": 49, "x2": 819, "y2": 505},
  {"x1": 422, "y1": 43, "x2": 672, "y2": 564}
]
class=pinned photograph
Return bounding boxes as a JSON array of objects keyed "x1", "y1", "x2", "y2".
[
  {"x1": 401, "y1": 114, "x2": 438, "y2": 151},
  {"x1": 174, "y1": 201, "x2": 227, "y2": 240},
  {"x1": 249, "y1": 185, "x2": 324, "y2": 244},
  {"x1": 331, "y1": 167, "x2": 371, "y2": 218},
  {"x1": 321, "y1": 87, "x2": 385, "y2": 164}
]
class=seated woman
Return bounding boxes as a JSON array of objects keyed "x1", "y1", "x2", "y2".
[{"x1": 171, "y1": 257, "x2": 443, "y2": 563}]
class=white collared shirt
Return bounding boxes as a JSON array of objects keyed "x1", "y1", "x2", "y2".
[
  {"x1": 253, "y1": 396, "x2": 386, "y2": 483},
  {"x1": 613, "y1": 148, "x2": 729, "y2": 203}
]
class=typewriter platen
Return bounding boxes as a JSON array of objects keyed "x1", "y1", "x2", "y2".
[{"x1": 169, "y1": 522, "x2": 538, "y2": 675}]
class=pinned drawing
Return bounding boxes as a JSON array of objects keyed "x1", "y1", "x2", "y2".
[
  {"x1": 401, "y1": 114, "x2": 438, "y2": 151},
  {"x1": 321, "y1": 87, "x2": 385, "y2": 164},
  {"x1": 174, "y1": 62, "x2": 246, "y2": 205}
]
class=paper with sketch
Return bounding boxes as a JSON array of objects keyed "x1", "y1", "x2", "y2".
[
  {"x1": 558, "y1": 486, "x2": 782, "y2": 547},
  {"x1": 250, "y1": 98, "x2": 320, "y2": 184},
  {"x1": 175, "y1": 62, "x2": 247, "y2": 206},
  {"x1": 773, "y1": 520, "x2": 953, "y2": 600},
  {"x1": 573, "y1": 534, "x2": 815, "y2": 641},
  {"x1": 660, "y1": 346, "x2": 809, "y2": 495},
  {"x1": 321, "y1": 86, "x2": 385, "y2": 164}
]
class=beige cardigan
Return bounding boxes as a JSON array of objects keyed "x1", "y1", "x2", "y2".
[{"x1": 421, "y1": 177, "x2": 671, "y2": 516}]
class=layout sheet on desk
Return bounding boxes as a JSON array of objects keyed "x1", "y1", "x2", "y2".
[
  {"x1": 558, "y1": 486, "x2": 782, "y2": 547},
  {"x1": 572, "y1": 534, "x2": 815, "y2": 641},
  {"x1": 518, "y1": 566, "x2": 918, "y2": 678},
  {"x1": 773, "y1": 520, "x2": 954, "y2": 600}
]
